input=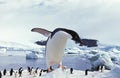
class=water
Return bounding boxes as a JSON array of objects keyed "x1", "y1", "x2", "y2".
[
  {"x1": 0, "y1": 56, "x2": 47, "y2": 70},
  {"x1": 0, "y1": 54, "x2": 91, "y2": 71}
]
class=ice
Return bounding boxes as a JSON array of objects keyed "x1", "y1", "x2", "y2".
[
  {"x1": 92, "y1": 52, "x2": 114, "y2": 70},
  {"x1": 1, "y1": 41, "x2": 120, "y2": 78}
]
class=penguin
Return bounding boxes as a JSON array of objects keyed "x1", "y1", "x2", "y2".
[
  {"x1": 27, "y1": 66, "x2": 33, "y2": 75},
  {"x1": 3, "y1": 69, "x2": 7, "y2": 76},
  {"x1": 10, "y1": 68, "x2": 14, "y2": 76},
  {"x1": 85, "y1": 69, "x2": 89, "y2": 76},
  {"x1": 31, "y1": 28, "x2": 83, "y2": 72},
  {"x1": 101, "y1": 65, "x2": 105, "y2": 72},
  {"x1": 18, "y1": 67, "x2": 23, "y2": 77},
  {"x1": 39, "y1": 69, "x2": 43, "y2": 76},
  {"x1": 35, "y1": 67, "x2": 39, "y2": 74},
  {"x1": 30, "y1": 67, "x2": 33, "y2": 75},
  {"x1": 0, "y1": 71, "x2": 2, "y2": 78},
  {"x1": 27, "y1": 66, "x2": 31, "y2": 73},
  {"x1": 70, "y1": 68, "x2": 73, "y2": 74}
]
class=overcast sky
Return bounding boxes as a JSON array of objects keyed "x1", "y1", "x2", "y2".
[{"x1": 0, "y1": 0, "x2": 120, "y2": 46}]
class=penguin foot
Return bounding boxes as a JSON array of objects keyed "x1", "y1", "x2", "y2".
[
  {"x1": 47, "y1": 66, "x2": 53, "y2": 73},
  {"x1": 58, "y1": 65, "x2": 66, "y2": 70}
]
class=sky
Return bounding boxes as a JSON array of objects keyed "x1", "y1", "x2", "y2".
[{"x1": 0, "y1": 0, "x2": 120, "y2": 46}]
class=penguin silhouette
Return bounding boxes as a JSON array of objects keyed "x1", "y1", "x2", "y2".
[
  {"x1": 27, "y1": 66, "x2": 31, "y2": 73},
  {"x1": 10, "y1": 68, "x2": 14, "y2": 76},
  {"x1": 3, "y1": 69, "x2": 7, "y2": 76},
  {"x1": 39, "y1": 69, "x2": 43, "y2": 76},
  {"x1": 70, "y1": 68, "x2": 73, "y2": 74},
  {"x1": 18, "y1": 67, "x2": 23, "y2": 77}
]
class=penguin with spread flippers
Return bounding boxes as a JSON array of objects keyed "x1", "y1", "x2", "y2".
[{"x1": 31, "y1": 28, "x2": 84, "y2": 72}]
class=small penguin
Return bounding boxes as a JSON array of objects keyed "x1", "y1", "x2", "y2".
[
  {"x1": 18, "y1": 67, "x2": 23, "y2": 77},
  {"x1": 85, "y1": 69, "x2": 89, "y2": 76},
  {"x1": 101, "y1": 65, "x2": 105, "y2": 72},
  {"x1": 39, "y1": 69, "x2": 43, "y2": 76},
  {"x1": 0, "y1": 71, "x2": 2, "y2": 78},
  {"x1": 96, "y1": 65, "x2": 100, "y2": 71},
  {"x1": 70, "y1": 68, "x2": 73, "y2": 74},
  {"x1": 10, "y1": 68, "x2": 14, "y2": 76},
  {"x1": 3, "y1": 69, "x2": 7, "y2": 76},
  {"x1": 27, "y1": 66, "x2": 31, "y2": 74}
]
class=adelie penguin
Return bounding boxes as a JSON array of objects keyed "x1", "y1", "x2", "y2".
[
  {"x1": 10, "y1": 68, "x2": 14, "y2": 76},
  {"x1": 70, "y1": 68, "x2": 73, "y2": 74},
  {"x1": 27, "y1": 66, "x2": 31, "y2": 73},
  {"x1": 31, "y1": 28, "x2": 84, "y2": 72},
  {"x1": 85, "y1": 69, "x2": 89, "y2": 76},
  {"x1": 27, "y1": 66, "x2": 33, "y2": 75},
  {"x1": 18, "y1": 67, "x2": 23, "y2": 77},
  {"x1": 35, "y1": 67, "x2": 39, "y2": 74},
  {"x1": 3, "y1": 69, "x2": 7, "y2": 76},
  {"x1": 39, "y1": 69, "x2": 43, "y2": 76}
]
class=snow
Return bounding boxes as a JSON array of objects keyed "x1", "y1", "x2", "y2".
[{"x1": 1, "y1": 67, "x2": 120, "y2": 78}]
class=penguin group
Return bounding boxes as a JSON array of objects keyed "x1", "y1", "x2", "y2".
[
  {"x1": 0, "y1": 66, "x2": 45, "y2": 78},
  {"x1": 84, "y1": 65, "x2": 106, "y2": 76}
]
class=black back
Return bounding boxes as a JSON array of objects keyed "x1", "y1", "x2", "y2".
[{"x1": 51, "y1": 28, "x2": 83, "y2": 45}]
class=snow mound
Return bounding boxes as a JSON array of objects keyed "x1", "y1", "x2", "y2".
[
  {"x1": 104, "y1": 66, "x2": 120, "y2": 78},
  {"x1": 92, "y1": 52, "x2": 114, "y2": 70}
]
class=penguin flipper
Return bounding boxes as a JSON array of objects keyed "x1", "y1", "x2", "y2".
[{"x1": 31, "y1": 28, "x2": 51, "y2": 37}]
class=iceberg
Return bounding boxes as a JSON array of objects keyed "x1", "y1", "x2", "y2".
[{"x1": 26, "y1": 51, "x2": 45, "y2": 59}]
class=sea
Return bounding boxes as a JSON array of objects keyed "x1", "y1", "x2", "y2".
[
  {"x1": 0, "y1": 56, "x2": 46, "y2": 70},
  {"x1": 0, "y1": 54, "x2": 91, "y2": 71}
]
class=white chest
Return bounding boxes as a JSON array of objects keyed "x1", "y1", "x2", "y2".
[{"x1": 46, "y1": 31, "x2": 72, "y2": 65}]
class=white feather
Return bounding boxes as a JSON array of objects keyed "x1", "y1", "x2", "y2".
[{"x1": 46, "y1": 31, "x2": 72, "y2": 67}]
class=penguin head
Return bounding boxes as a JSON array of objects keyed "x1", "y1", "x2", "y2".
[{"x1": 69, "y1": 30, "x2": 83, "y2": 46}]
